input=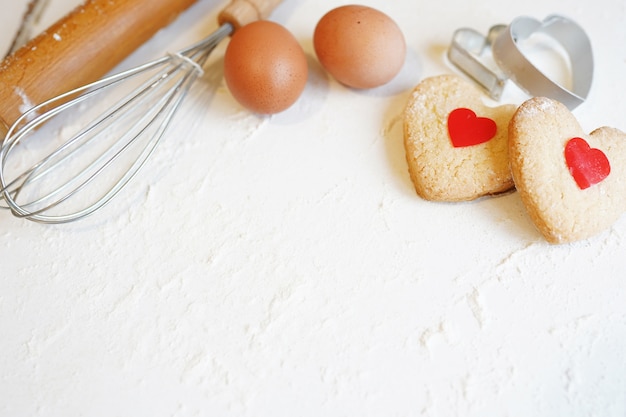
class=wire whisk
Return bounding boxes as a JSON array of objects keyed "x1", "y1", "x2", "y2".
[
  {"x1": 0, "y1": 0, "x2": 284, "y2": 224},
  {"x1": 0, "y1": 23, "x2": 231, "y2": 224}
]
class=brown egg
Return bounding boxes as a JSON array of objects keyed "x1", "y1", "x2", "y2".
[
  {"x1": 313, "y1": 5, "x2": 406, "y2": 89},
  {"x1": 223, "y1": 20, "x2": 308, "y2": 114}
]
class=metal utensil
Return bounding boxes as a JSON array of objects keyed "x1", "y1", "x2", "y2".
[{"x1": 0, "y1": 0, "x2": 284, "y2": 223}]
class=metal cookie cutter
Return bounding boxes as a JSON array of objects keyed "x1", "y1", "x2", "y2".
[{"x1": 448, "y1": 15, "x2": 593, "y2": 110}]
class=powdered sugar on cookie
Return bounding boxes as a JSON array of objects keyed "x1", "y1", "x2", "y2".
[
  {"x1": 403, "y1": 74, "x2": 516, "y2": 201},
  {"x1": 509, "y1": 97, "x2": 626, "y2": 243}
]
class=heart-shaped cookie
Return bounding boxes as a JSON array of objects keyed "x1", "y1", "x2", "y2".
[
  {"x1": 509, "y1": 97, "x2": 626, "y2": 243},
  {"x1": 403, "y1": 74, "x2": 516, "y2": 201}
]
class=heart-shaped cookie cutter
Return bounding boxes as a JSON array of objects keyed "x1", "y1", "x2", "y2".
[{"x1": 447, "y1": 15, "x2": 593, "y2": 110}]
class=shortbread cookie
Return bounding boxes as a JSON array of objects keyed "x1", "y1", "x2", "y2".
[
  {"x1": 403, "y1": 74, "x2": 516, "y2": 201},
  {"x1": 509, "y1": 97, "x2": 626, "y2": 244}
]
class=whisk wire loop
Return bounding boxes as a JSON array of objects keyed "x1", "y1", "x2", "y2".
[
  {"x1": 0, "y1": 23, "x2": 234, "y2": 223},
  {"x1": 9, "y1": 70, "x2": 193, "y2": 219}
]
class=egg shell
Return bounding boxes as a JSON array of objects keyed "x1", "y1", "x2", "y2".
[
  {"x1": 313, "y1": 5, "x2": 406, "y2": 89},
  {"x1": 223, "y1": 20, "x2": 308, "y2": 115}
]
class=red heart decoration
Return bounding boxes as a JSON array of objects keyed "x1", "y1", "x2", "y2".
[
  {"x1": 447, "y1": 108, "x2": 497, "y2": 148},
  {"x1": 564, "y1": 137, "x2": 611, "y2": 189}
]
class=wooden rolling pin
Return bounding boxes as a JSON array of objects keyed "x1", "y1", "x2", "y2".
[
  {"x1": 0, "y1": 0, "x2": 284, "y2": 137},
  {"x1": 0, "y1": 0, "x2": 199, "y2": 132}
]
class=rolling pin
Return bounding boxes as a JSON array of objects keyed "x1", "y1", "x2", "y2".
[{"x1": 0, "y1": 0, "x2": 199, "y2": 133}]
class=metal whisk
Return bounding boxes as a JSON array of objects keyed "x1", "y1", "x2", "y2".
[{"x1": 0, "y1": 0, "x2": 283, "y2": 224}]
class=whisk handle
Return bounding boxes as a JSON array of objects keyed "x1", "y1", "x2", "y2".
[
  {"x1": 0, "y1": 0, "x2": 198, "y2": 127},
  {"x1": 218, "y1": 0, "x2": 285, "y2": 30}
]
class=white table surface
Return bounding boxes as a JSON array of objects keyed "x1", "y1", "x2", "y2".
[{"x1": 1, "y1": 0, "x2": 625, "y2": 416}]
